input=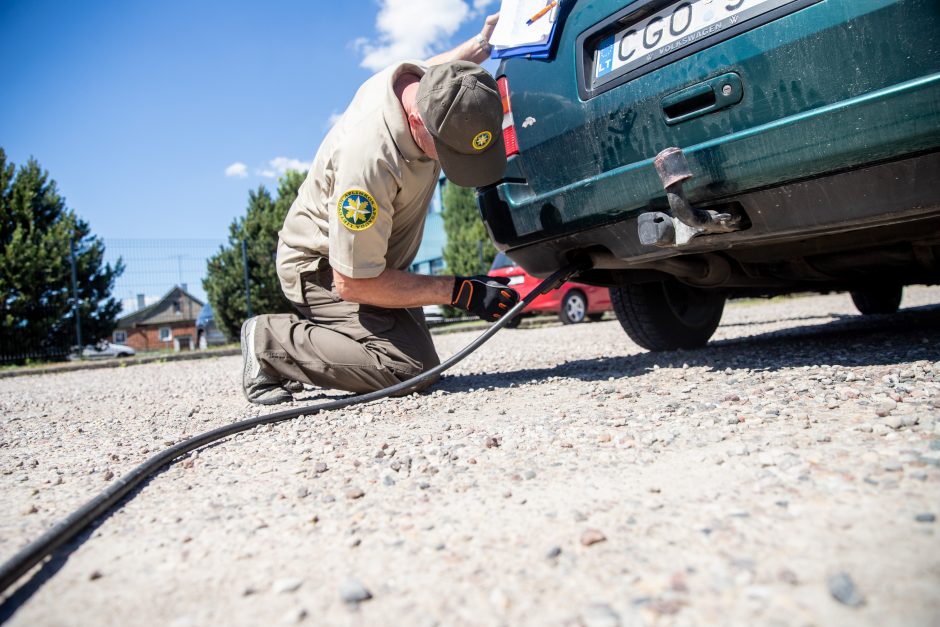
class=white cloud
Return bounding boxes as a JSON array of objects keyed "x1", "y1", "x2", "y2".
[
  {"x1": 224, "y1": 162, "x2": 248, "y2": 178},
  {"x1": 357, "y1": 0, "x2": 495, "y2": 71},
  {"x1": 256, "y1": 156, "x2": 311, "y2": 179}
]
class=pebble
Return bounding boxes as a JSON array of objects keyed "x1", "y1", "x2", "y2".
[
  {"x1": 339, "y1": 577, "x2": 372, "y2": 604},
  {"x1": 875, "y1": 400, "x2": 897, "y2": 417},
  {"x1": 546, "y1": 546, "x2": 562, "y2": 559},
  {"x1": 280, "y1": 608, "x2": 308, "y2": 624},
  {"x1": 898, "y1": 415, "x2": 918, "y2": 427},
  {"x1": 580, "y1": 529, "x2": 607, "y2": 546},
  {"x1": 828, "y1": 572, "x2": 865, "y2": 607},
  {"x1": 914, "y1": 513, "x2": 935, "y2": 523},
  {"x1": 883, "y1": 416, "x2": 903, "y2": 430},
  {"x1": 272, "y1": 578, "x2": 304, "y2": 594},
  {"x1": 345, "y1": 487, "x2": 365, "y2": 500},
  {"x1": 314, "y1": 462, "x2": 328, "y2": 473},
  {"x1": 580, "y1": 603, "x2": 621, "y2": 627}
]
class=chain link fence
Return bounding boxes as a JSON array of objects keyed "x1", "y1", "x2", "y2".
[
  {"x1": 1, "y1": 240, "x2": 460, "y2": 365},
  {"x1": 1, "y1": 239, "x2": 225, "y2": 364}
]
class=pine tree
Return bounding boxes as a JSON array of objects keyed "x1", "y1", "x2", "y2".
[
  {"x1": 204, "y1": 170, "x2": 305, "y2": 339},
  {"x1": 0, "y1": 148, "x2": 124, "y2": 362}
]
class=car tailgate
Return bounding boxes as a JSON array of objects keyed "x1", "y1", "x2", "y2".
[{"x1": 497, "y1": 0, "x2": 940, "y2": 239}]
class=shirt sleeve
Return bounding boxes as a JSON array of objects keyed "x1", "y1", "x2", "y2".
[{"x1": 327, "y1": 137, "x2": 400, "y2": 279}]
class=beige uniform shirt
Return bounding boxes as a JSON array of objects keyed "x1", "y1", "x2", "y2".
[{"x1": 277, "y1": 61, "x2": 441, "y2": 303}]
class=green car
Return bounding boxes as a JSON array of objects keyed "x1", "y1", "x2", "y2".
[{"x1": 478, "y1": 0, "x2": 940, "y2": 351}]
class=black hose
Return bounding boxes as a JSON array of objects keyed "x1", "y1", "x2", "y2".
[{"x1": 0, "y1": 262, "x2": 587, "y2": 595}]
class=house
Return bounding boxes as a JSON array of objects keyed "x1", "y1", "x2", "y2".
[{"x1": 114, "y1": 286, "x2": 203, "y2": 352}]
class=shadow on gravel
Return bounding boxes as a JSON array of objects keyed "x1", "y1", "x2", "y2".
[{"x1": 436, "y1": 303, "x2": 940, "y2": 393}]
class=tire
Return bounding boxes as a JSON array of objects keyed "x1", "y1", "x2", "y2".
[
  {"x1": 117, "y1": 352, "x2": 131, "y2": 358},
  {"x1": 850, "y1": 285, "x2": 902, "y2": 315},
  {"x1": 503, "y1": 314, "x2": 523, "y2": 329},
  {"x1": 587, "y1": 313, "x2": 605, "y2": 322},
  {"x1": 610, "y1": 280, "x2": 725, "y2": 351},
  {"x1": 559, "y1": 290, "x2": 588, "y2": 324}
]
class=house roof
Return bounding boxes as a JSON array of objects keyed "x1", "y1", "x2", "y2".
[{"x1": 116, "y1": 286, "x2": 205, "y2": 328}]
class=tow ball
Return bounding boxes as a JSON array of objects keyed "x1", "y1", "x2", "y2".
[{"x1": 638, "y1": 147, "x2": 741, "y2": 247}]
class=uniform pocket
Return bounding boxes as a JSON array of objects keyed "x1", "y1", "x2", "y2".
[
  {"x1": 300, "y1": 268, "x2": 342, "y2": 305},
  {"x1": 335, "y1": 305, "x2": 396, "y2": 342}
]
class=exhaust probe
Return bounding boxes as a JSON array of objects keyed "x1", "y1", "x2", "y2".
[{"x1": 0, "y1": 260, "x2": 590, "y2": 596}]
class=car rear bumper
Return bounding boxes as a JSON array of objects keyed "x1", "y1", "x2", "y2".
[{"x1": 481, "y1": 149, "x2": 940, "y2": 283}]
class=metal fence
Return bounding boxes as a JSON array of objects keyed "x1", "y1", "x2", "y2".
[
  {"x1": 1, "y1": 239, "x2": 225, "y2": 364},
  {"x1": 0, "y1": 239, "x2": 454, "y2": 365}
]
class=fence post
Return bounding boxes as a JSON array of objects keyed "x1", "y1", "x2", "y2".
[
  {"x1": 241, "y1": 239, "x2": 253, "y2": 318},
  {"x1": 69, "y1": 238, "x2": 83, "y2": 354}
]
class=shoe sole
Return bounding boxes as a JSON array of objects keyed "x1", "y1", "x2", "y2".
[
  {"x1": 240, "y1": 318, "x2": 254, "y2": 403},
  {"x1": 241, "y1": 317, "x2": 292, "y2": 405}
]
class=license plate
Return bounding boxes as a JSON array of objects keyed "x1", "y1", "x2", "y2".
[
  {"x1": 594, "y1": 0, "x2": 801, "y2": 81},
  {"x1": 507, "y1": 275, "x2": 526, "y2": 285}
]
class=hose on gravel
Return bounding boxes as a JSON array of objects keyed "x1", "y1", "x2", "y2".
[{"x1": 0, "y1": 260, "x2": 590, "y2": 596}]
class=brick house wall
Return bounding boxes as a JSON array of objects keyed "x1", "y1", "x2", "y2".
[
  {"x1": 120, "y1": 322, "x2": 199, "y2": 352},
  {"x1": 115, "y1": 286, "x2": 203, "y2": 353}
]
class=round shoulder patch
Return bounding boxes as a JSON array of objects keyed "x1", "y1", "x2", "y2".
[
  {"x1": 472, "y1": 130, "x2": 493, "y2": 151},
  {"x1": 337, "y1": 189, "x2": 378, "y2": 231}
]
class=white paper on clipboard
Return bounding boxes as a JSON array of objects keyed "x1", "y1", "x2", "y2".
[{"x1": 488, "y1": 0, "x2": 558, "y2": 48}]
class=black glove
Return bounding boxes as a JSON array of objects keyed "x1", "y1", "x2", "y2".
[{"x1": 451, "y1": 275, "x2": 520, "y2": 322}]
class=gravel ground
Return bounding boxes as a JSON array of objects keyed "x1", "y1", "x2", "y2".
[{"x1": 2, "y1": 287, "x2": 939, "y2": 626}]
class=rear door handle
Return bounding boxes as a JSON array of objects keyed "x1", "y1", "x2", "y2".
[{"x1": 661, "y1": 72, "x2": 743, "y2": 125}]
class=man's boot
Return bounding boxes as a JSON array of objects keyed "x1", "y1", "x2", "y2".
[{"x1": 241, "y1": 317, "x2": 293, "y2": 405}]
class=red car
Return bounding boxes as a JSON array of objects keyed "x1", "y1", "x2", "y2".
[{"x1": 489, "y1": 253, "x2": 612, "y2": 326}]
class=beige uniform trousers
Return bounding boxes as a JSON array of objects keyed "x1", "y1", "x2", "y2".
[{"x1": 253, "y1": 266, "x2": 441, "y2": 394}]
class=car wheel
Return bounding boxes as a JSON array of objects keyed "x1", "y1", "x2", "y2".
[
  {"x1": 117, "y1": 352, "x2": 131, "y2": 358},
  {"x1": 850, "y1": 285, "x2": 902, "y2": 315},
  {"x1": 559, "y1": 290, "x2": 587, "y2": 324},
  {"x1": 610, "y1": 280, "x2": 725, "y2": 351},
  {"x1": 587, "y1": 313, "x2": 605, "y2": 322},
  {"x1": 503, "y1": 313, "x2": 523, "y2": 328}
]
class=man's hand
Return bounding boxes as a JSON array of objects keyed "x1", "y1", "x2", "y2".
[{"x1": 451, "y1": 275, "x2": 520, "y2": 322}]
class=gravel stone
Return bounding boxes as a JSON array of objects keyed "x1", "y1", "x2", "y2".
[
  {"x1": 272, "y1": 578, "x2": 304, "y2": 594},
  {"x1": 580, "y1": 603, "x2": 621, "y2": 627},
  {"x1": 580, "y1": 529, "x2": 607, "y2": 547},
  {"x1": 339, "y1": 577, "x2": 372, "y2": 604},
  {"x1": 828, "y1": 572, "x2": 865, "y2": 607},
  {"x1": 914, "y1": 513, "x2": 936, "y2": 523}
]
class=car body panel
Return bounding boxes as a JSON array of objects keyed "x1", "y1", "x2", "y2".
[
  {"x1": 489, "y1": 254, "x2": 612, "y2": 316},
  {"x1": 81, "y1": 342, "x2": 136, "y2": 359},
  {"x1": 480, "y1": 0, "x2": 940, "y2": 277}
]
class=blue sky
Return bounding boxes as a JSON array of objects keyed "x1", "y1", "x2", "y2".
[{"x1": 0, "y1": 0, "x2": 499, "y2": 241}]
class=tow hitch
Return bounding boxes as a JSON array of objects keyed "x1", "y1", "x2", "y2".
[{"x1": 638, "y1": 147, "x2": 742, "y2": 247}]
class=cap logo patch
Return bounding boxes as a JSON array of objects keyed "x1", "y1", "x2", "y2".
[
  {"x1": 472, "y1": 130, "x2": 493, "y2": 151},
  {"x1": 338, "y1": 189, "x2": 378, "y2": 231}
]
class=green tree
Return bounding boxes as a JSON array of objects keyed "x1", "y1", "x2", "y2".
[
  {"x1": 0, "y1": 148, "x2": 124, "y2": 362},
  {"x1": 441, "y1": 181, "x2": 497, "y2": 276},
  {"x1": 440, "y1": 180, "x2": 498, "y2": 317},
  {"x1": 204, "y1": 170, "x2": 305, "y2": 339}
]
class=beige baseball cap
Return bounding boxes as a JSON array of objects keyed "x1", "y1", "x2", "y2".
[{"x1": 416, "y1": 61, "x2": 506, "y2": 188}]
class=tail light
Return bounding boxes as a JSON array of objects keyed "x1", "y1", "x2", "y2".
[{"x1": 497, "y1": 76, "x2": 519, "y2": 157}]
